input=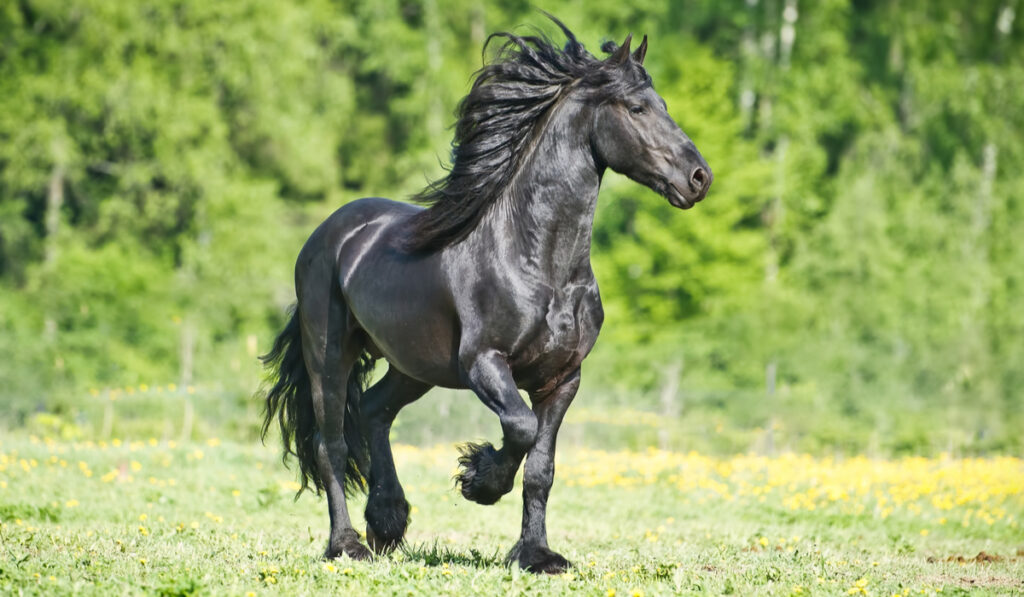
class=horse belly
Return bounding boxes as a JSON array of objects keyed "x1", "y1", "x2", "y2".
[{"x1": 342, "y1": 247, "x2": 462, "y2": 388}]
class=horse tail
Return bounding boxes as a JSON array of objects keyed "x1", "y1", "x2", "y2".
[
  {"x1": 343, "y1": 350, "x2": 375, "y2": 494},
  {"x1": 260, "y1": 308, "x2": 320, "y2": 495},
  {"x1": 260, "y1": 306, "x2": 374, "y2": 497}
]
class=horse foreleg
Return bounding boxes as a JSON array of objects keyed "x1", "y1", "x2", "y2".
[
  {"x1": 507, "y1": 368, "x2": 580, "y2": 574},
  {"x1": 361, "y1": 368, "x2": 431, "y2": 554},
  {"x1": 457, "y1": 349, "x2": 538, "y2": 505}
]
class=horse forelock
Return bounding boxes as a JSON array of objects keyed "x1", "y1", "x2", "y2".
[{"x1": 404, "y1": 17, "x2": 650, "y2": 252}]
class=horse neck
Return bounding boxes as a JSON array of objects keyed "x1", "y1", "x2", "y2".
[{"x1": 468, "y1": 100, "x2": 602, "y2": 284}]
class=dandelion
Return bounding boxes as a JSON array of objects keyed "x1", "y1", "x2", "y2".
[
  {"x1": 607, "y1": 590, "x2": 616, "y2": 597},
  {"x1": 65, "y1": 499, "x2": 79, "y2": 508},
  {"x1": 847, "y1": 577, "x2": 869, "y2": 595}
]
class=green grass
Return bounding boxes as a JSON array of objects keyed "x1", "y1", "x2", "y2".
[{"x1": 1, "y1": 436, "x2": 1022, "y2": 596}]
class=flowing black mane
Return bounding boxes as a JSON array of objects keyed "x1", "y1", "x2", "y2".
[{"x1": 404, "y1": 17, "x2": 651, "y2": 252}]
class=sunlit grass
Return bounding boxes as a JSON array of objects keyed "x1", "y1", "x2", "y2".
[{"x1": 1, "y1": 435, "x2": 1022, "y2": 595}]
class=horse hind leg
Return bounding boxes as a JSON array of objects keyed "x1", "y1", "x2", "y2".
[
  {"x1": 298, "y1": 281, "x2": 371, "y2": 561},
  {"x1": 361, "y1": 368, "x2": 431, "y2": 554}
]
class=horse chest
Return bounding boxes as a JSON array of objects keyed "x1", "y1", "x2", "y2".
[
  {"x1": 541, "y1": 290, "x2": 584, "y2": 349},
  {"x1": 510, "y1": 282, "x2": 603, "y2": 390}
]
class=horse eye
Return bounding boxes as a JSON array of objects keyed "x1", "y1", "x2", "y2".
[{"x1": 628, "y1": 105, "x2": 645, "y2": 115}]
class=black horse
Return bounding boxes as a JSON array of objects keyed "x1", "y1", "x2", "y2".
[{"x1": 261, "y1": 17, "x2": 711, "y2": 574}]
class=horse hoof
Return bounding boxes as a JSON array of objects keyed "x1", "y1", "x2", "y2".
[
  {"x1": 346, "y1": 542, "x2": 373, "y2": 561},
  {"x1": 365, "y1": 492, "x2": 410, "y2": 554},
  {"x1": 324, "y1": 534, "x2": 373, "y2": 562},
  {"x1": 455, "y1": 442, "x2": 513, "y2": 505},
  {"x1": 366, "y1": 525, "x2": 401, "y2": 555},
  {"x1": 512, "y1": 544, "x2": 572, "y2": 574}
]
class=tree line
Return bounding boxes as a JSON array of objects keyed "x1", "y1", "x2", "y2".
[{"x1": 1, "y1": 0, "x2": 1021, "y2": 452}]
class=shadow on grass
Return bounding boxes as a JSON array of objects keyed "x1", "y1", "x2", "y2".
[{"x1": 401, "y1": 541, "x2": 504, "y2": 569}]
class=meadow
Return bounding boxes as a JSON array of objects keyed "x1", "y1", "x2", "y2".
[
  {"x1": 3, "y1": 4, "x2": 1023, "y2": 595},
  {"x1": 2, "y1": 433, "x2": 1022, "y2": 596}
]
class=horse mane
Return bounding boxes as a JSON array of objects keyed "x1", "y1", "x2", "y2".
[{"x1": 403, "y1": 16, "x2": 651, "y2": 252}]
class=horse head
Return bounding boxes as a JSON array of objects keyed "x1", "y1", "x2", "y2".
[{"x1": 589, "y1": 34, "x2": 712, "y2": 209}]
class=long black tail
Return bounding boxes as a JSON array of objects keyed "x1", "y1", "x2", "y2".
[{"x1": 259, "y1": 307, "x2": 374, "y2": 496}]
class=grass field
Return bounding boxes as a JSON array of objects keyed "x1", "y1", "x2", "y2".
[{"x1": 1, "y1": 435, "x2": 1022, "y2": 596}]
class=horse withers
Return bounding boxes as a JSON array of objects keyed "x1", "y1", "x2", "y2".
[{"x1": 261, "y1": 16, "x2": 711, "y2": 574}]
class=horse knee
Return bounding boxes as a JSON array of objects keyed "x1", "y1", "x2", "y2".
[
  {"x1": 523, "y1": 458, "x2": 554, "y2": 492},
  {"x1": 502, "y1": 411, "x2": 538, "y2": 449}
]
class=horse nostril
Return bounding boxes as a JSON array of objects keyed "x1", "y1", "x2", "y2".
[{"x1": 690, "y1": 167, "x2": 709, "y2": 192}]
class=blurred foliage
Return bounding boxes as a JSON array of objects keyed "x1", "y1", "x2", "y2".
[{"x1": 1, "y1": 0, "x2": 1022, "y2": 454}]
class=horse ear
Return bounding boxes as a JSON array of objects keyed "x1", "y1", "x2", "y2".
[
  {"x1": 609, "y1": 33, "x2": 632, "y2": 65},
  {"x1": 632, "y1": 34, "x2": 648, "y2": 65}
]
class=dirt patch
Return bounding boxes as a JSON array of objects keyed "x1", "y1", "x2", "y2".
[
  {"x1": 927, "y1": 551, "x2": 1009, "y2": 564},
  {"x1": 921, "y1": 574, "x2": 1023, "y2": 589},
  {"x1": 922, "y1": 551, "x2": 1024, "y2": 589}
]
